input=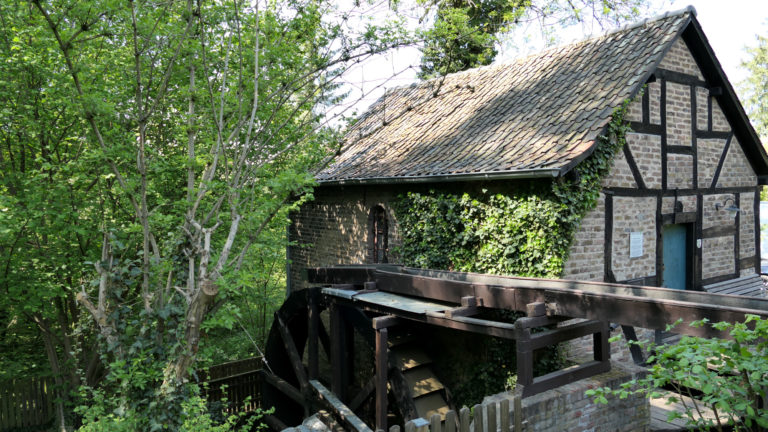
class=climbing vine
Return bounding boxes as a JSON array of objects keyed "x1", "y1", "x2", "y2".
[
  {"x1": 394, "y1": 97, "x2": 633, "y2": 277},
  {"x1": 392, "y1": 97, "x2": 634, "y2": 406}
]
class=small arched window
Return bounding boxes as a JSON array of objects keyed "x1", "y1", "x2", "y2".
[{"x1": 367, "y1": 205, "x2": 388, "y2": 264}]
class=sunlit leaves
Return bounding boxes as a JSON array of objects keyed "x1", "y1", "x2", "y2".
[{"x1": 589, "y1": 315, "x2": 768, "y2": 430}]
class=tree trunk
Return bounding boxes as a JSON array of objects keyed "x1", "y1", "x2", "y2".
[{"x1": 171, "y1": 279, "x2": 218, "y2": 383}]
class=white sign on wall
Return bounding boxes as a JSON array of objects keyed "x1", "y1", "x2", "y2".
[{"x1": 629, "y1": 231, "x2": 643, "y2": 258}]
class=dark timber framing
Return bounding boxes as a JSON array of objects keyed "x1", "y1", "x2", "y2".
[
  {"x1": 604, "y1": 59, "x2": 762, "y2": 291},
  {"x1": 308, "y1": 265, "x2": 768, "y2": 398}
]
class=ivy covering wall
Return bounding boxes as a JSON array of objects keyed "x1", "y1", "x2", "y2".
[
  {"x1": 393, "y1": 99, "x2": 633, "y2": 278},
  {"x1": 391, "y1": 99, "x2": 633, "y2": 406}
]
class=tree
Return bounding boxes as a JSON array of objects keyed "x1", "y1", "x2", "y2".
[
  {"x1": 740, "y1": 35, "x2": 768, "y2": 200},
  {"x1": 741, "y1": 35, "x2": 768, "y2": 143},
  {"x1": 16, "y1": 0, "x2": 410, "y2": 427},
  {"x1": 417, "y1": 0, "x2": 651, "y2": 78},
  {"x1": 0, "y1": 2, "x2": 111, "y2": 424}
]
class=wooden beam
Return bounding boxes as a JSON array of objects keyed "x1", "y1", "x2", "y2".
[
  {"x1": 259, "y1": 370, "x2": 304, "y2": 406},
  {"x1": 702, "y1": 225, "x2": 736, "y2": 239},
  {"x1": 445, "y1": 296, "x2": 481, "y2": 318},
  {"x1": 275, "y1": 312, "x2": 309, "y2": 399},
  {"x1": 330, "y1": 304, "x2": 348, "y2": 402},
  {"x1": 308, "y1": 290, "x2": 320, "y2": 380},
  {"x1": 310, "y1": 380, "x2": 374, "y2": 432},
  {"x1": 375, "y1": 326, "x2": 388, "y2": 430},
  {"x1": 654, "y1": 68, "x2": 708, "y2": 87},
  {"x1": 314, "y1": 267, "x2": 768, "y2": 339},
  {"x1": 521, "y1": 360, "x2": 611, "y2": 397},
  {"x1": 349, "y1": 377, "x2": 376, "y2": 412}
]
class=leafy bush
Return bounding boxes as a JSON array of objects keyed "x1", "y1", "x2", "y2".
[
  {"x1": 587, "y1": 316, "x2": 768, "y2": 431},
  {"x1": 76, "y1": 384, "x2": 266, "y2": 431}
]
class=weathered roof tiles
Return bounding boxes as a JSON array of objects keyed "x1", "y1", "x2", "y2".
[{"x1": 318, "y1": 8, "x2": 694, "y2": 184}]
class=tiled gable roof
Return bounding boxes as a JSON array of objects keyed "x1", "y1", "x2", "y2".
[{"x1": 317, "y1": 8, "x2": 694, "y2": 184}]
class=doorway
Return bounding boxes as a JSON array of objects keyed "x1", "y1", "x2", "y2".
[{"x1": 662, "y1": 223, "x2": 693, "y2": 290}]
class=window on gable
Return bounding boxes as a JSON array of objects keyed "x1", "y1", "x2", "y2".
[{"x1": 367, "y1": 205, "x2": 388, "y2": 264}]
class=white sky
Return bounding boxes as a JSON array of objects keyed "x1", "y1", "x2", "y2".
[
  {"x1": 672, "y1": 0, "x2": 768, "y2": 83},
  {"x1": 337, "y1": 1, "x2": 768, "y2": 116}
]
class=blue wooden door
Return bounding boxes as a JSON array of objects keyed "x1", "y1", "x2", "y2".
[{"x1": 662, "y1": 224, "x2": 688, "y2": 290}]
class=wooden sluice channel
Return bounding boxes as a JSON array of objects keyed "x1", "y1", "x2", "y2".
[{"x1": 261, "y1": 265, "x2": 768, "y2": 431}]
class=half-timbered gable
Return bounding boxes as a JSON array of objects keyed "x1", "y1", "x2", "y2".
[
  {"x1": 564, "y1": 21, "x2": 766, "y2": 290},
  {"x1": 289, "y1": 7, "x2": 768, "y2": 294}
]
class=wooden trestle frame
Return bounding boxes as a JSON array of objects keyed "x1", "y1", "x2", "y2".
[{"x1": 263, "y1": 265, "x2": 768, "y2": 431}]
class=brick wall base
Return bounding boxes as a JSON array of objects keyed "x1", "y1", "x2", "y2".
[{"x1": 483, "y1": 361, "x2": 650, "y2": 432}]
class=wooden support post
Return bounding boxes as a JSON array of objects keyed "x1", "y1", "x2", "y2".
[
  {"x1": 515, "y1": 302, "x2": 543, "y2": 392},
  {"x1": 330, "y1": 303, "x2": 348, "y2": 402},
  {"x1": 594, "y1": 321, "x2": 611, "y2": 363},
  {"x1": 375, "y1": 326, "x2": 388, "y2": 431},
  {"x1": 373, "y1": 315, "x2": 398, "y2": 431},
  {"x1": 515, "y1": 325, "x2": 533, "y2": 390},
  {"x1": 308, "y1": 289, "x2": 320, "y2": 380}
]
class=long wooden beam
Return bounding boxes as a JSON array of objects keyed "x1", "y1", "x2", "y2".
[
  {"x1": 309, "y1": 266, "x2": 768, "y2": 339},
  {"x1": 310, "y1": 380, "x2": 373, "y2": 432}
]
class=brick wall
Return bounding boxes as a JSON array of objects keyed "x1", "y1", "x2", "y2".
[
  {"x1": 611, "y1": 196, "x2": 657, "y2": 282},
  {"x1": 563, "y1": 35, "x2": 760, "y2": 365},
  {"x1": 564, "y1": 35, "x2": 759, "y2": 286},
  {"x1": 289, "y1": 185, "x2": 402, "y2": 290},
  {"x1": 483, "y1": 361, "x2": 649, "y2": 432}
]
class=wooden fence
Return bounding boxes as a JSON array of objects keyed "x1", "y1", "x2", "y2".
[
  {"x1": 386, "y1": 398, "x2": 523, "y2": 432},
  {"x1": 306, "y1": 379, "x2": 523, "y2": 432},
  {"x1": 0, "y1": 358, "x2": 264, "y2": 431},
  {"x1": 0, "y1": 377, "x2": 55, "y2": 431}
]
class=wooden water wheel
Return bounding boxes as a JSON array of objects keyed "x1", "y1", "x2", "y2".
[{"x1": 260, "y1": 287, "x2": 453, "y2": 430}]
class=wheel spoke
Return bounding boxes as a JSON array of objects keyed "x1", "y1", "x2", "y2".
[
  {"x1": 275, "y1": 311, "x2": 310, "y2": 394},
  {"x1": 259, "y1": 369, "x2": 304, "y2": 405}
]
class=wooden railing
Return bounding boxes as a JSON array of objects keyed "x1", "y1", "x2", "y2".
[
  {"x1": 200, "y1": 357, "x2": 263, "y2": 414},
  {"x1": 0, "y1": 358, "x2": 265, "y2": 431},
  {"x1": 0, "y1": 377, "x2": 55, "y2": 431}
]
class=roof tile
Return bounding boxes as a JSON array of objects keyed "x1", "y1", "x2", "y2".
[{"x1": 318, "y1": 9, "x2": 693, "y2": 183}]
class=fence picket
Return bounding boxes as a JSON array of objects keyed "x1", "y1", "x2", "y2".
[
  {"x1": 459, "y1": 407, "x2": 470, "y2": 431},
  {"x1": 389, "y1": 399, "x2": 522, "y2": 432},
  {"x1": 500, "y1": 399, "x2": 510, "y2": 432},
  {"x1": 473, "y1": 404, "x2": 483, "y2": 432},
  {"x1": 388, "y1": 426, "x2": 400, "y2": 432},
  {"x1": 430, "y1": 414, "x2": 441, "y2": 432},
  {"x1": 513, "y1": 396, "x2": 522, "y2": 432},
  {"x1": 487, "y1": 403, "x2": 496, "y2": 432},
  {"x1": 444, "y1": 410, "x2": 456, "y2": 432}
]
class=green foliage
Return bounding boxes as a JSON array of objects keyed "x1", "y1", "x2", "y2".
[
  {"x1": 587, "y1": 316, "x2": 768, "y2": 431},
  {"x1": 416, "y1": 0, "x2": 648, "y2": 78},
  {"x1": 394, "y1": 97, "x2": 632, "y2": 277},
  {"x1": 1, "y1": 0, "x2": 410, "y2": 427},
  {"x1": 395, "y1": 190, "x2": 571, "y2": 276},
  {"x1": 76, "y1": 384, "x2": 266, "y2": 432},
  {"x1": 741, "y1": 35, "x2": 768, "y2": 144},
  {"x1": 418, "y1": 0, "x2": 530, "y2": 79}
]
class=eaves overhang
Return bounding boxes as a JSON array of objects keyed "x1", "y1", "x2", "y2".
[{"x1": 315, "y1": 167, "x2": 563, "y2": 187}]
